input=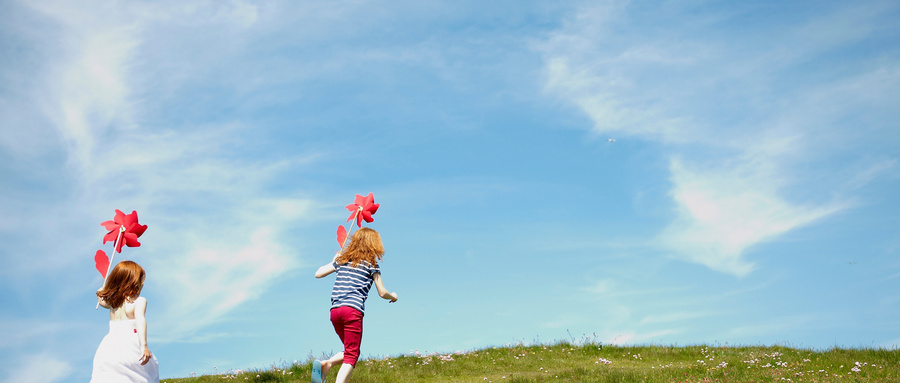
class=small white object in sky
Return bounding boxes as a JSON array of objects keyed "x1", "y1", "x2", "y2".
[{"x1": 608, "y1": 138, "x2": 615, "y2": 142}]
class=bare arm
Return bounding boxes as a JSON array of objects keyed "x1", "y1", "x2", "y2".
[
  {"x1": 315, "y1": 253, "x2": 340, "y2": 278},
  {"x1": 372, "y1": 273, "x2": 398, "y2": 302},
  {"x1": 133, "y1": 297, "x2": 153, "y2": 365},
  {"x1": 315, "y1": 262, "x2": 336, "y2": 278}
]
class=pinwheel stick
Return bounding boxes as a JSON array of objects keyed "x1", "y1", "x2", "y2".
[{"x1": 95, "y1": 226, "x2": 125, "y2": 310}]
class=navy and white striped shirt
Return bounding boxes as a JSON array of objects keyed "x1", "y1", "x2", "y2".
[{"x1": 330, "y1": 261, "x2": 381, "y2": 314}]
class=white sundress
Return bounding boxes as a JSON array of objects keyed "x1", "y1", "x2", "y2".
[{"x1": 90, "y1": 319, "x2": 159, "y2": 383}]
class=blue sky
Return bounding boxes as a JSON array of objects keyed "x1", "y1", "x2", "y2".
[{"x1": 1, "y1": 0, "x2": 899, "y2": 381}]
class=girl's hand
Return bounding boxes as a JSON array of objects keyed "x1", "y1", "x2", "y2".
[
  {"x1": 389, "y1": 292, "x2": 398, "y2": 303},
  {"x1": 139, "y1": 346, "x2": 153, "y2": 366}
]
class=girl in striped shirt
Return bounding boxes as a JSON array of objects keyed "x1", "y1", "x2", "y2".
[{"x1": 313, "y1": 227, "x2": 398, "y2": 383}]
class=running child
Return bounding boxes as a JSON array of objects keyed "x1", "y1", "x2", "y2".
[
  {"x1": 92, "y1": 260, "x2": 159, "y2": 383},
  {"x1": 312, "y1": 227, "x2": 398, "y2": 383}
]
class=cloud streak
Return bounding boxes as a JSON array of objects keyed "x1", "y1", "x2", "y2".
[
  {"x1": 153, "y1": 226, "x2": 298, "y2": 342},
  {"x1": 538, "y1": 1, "x2": 894, "y2": 275},
  {"x1": 12, "y1": 0, "x2": 324, "y2": 344},
  {"x1": 4, "y1": 353, "x2": 72, "y2": 383},
  {"x1": 658, "y1": 157, "x2": 846, "y2": 276}
]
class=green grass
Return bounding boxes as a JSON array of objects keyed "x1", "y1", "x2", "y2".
[{"x1": 164, "y1": 342, "x2": 900, "y2": 382}]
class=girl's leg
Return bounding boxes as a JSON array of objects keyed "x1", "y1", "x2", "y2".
[
  {"x1": 324, "y1": 307, "x2": 348, "y2": 376},
  {"x1": 321, "y1": 352, "x2": 343, "y2": 376},
  {"x1": 334, "y1": 364, "x2": 354, "y2": 383},
  {"x1": 333, "y1": 307, "x2": 363, "y2": 365},
  {"x1": 329, "y1": 306, "x2": 364, "y2": 382}
]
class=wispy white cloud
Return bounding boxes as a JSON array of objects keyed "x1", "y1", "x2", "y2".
[
  {"x1": 659, "y1": 157, "x2": 846, "y2": 276},
  {"x1": 153, "y1": 226, "x2": 298, "y2": 342},
  {"x1": 538, "y1": 1, "x2": 895, "y2": 276},
  {"x1": 845, "y1": 159, "x2": 898, "y2": 192},
  {"x1": 20, "y1": 1, "x2": 140, "y2": 172},
  {"x1": 584, "y1": 279, "x2": 614, "y2": 295},
  {"x1": 9, "y1": 0, "x2": 325, "y2": 344},
  {"x1": 0, "y1": 319, "x2": 66, "y2": 350},
  {"x1": 3, "y1": 352, "x2": 72, "y2": 383}
]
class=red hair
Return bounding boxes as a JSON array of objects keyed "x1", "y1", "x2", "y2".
[
  {"x1": 336, "y1": 227, "x2": 384, "y2": 268},
  {"x1": 96, "y1": 260, "x2": 146, "y2": 309}
]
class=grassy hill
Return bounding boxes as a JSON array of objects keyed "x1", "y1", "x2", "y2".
[{"x1": 164, "y1": 342, "x2": 900, "y2": 382}]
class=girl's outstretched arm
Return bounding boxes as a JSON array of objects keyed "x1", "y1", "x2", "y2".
[
  {"x1": 372, "y1": 273, "x2": 398, "y2": 302},
  {"x1": 315, "y1": 253, "x2": 340, "y2": 278},
  {"x1": 315, "y1": 262, "x2": 336, "y2": 278},
  {"x1": 133, "y1": 297, "x2": 153, "y2": 366}
]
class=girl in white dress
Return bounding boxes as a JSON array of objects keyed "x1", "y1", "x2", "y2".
[{"x1": 92, "y1": 260, "x2": 159, "y2": 383}]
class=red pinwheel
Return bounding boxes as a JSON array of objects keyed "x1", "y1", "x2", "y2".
[
  {"x1": 93, "y1": 209, "x2": 149, "y2": 309},
  {"x1": 336, "y1": 193, "x2": 380, "y2": 249},
  {"x1": 101, "y1": 209, "x2": 148, "y2": 253},
  {"x1": 345, "y1": 193, "x2": 379, "y2": 228}
]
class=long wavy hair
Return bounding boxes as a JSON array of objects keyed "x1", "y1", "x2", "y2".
[
  {"x1": 96, "y1": 260, "x2": 146, "y2": 309},
  {"x1": 336, "y1": 227, "x2": 384, "y2": 268}
]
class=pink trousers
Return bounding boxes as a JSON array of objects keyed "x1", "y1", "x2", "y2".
[{"x1": 330, "y1": 306, "x2": 364, "y2": 365}]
